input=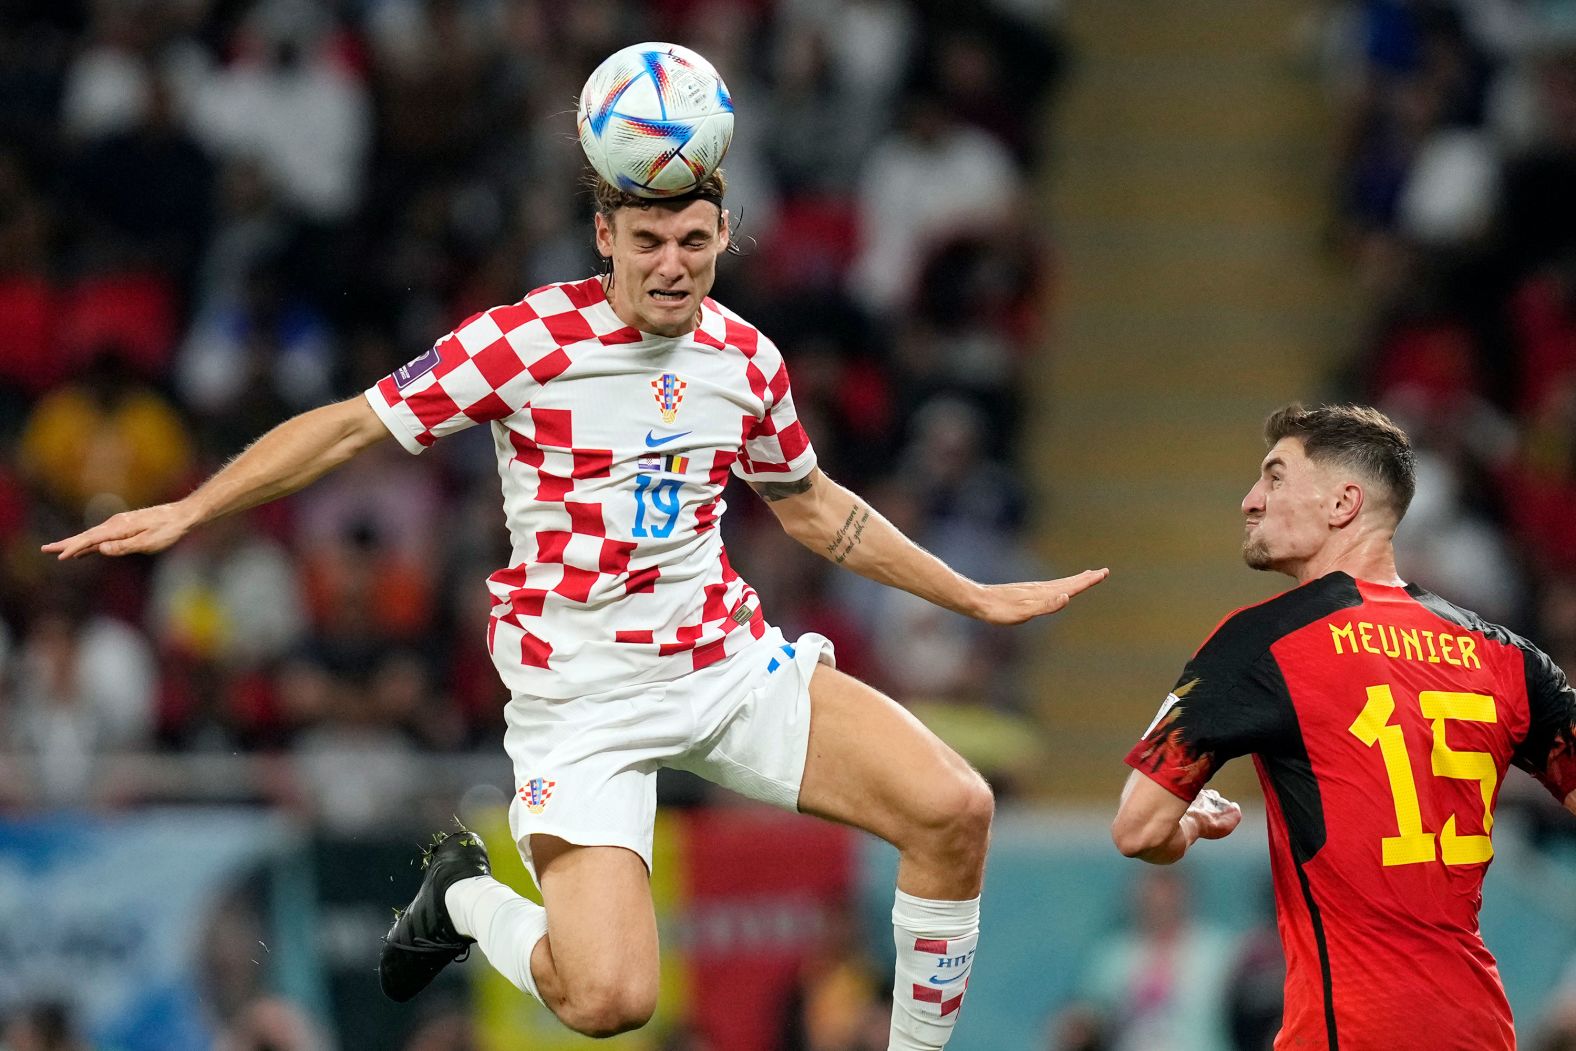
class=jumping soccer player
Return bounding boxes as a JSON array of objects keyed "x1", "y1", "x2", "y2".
[
  {"x1": 45, "y1": 170, "x2": 1107, "y2": 1050},
  {"x1": 1111, "y1": 404, "x2": 1576, "y2": 1050}
]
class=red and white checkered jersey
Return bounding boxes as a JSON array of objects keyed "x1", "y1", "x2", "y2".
[{"x1": 363, "y1": 277, "x2": 817, "y2": 699}]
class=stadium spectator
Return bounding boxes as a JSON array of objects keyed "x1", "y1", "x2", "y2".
[
  {"x1": 0, "y1": 1001, "x2": 91, "y2": 1051},
  {"x1": 778, "y1": 902, "x2": 887, "y2": 1051},
  {"x1": 67, "y1": 71, "x2": 215, "y2": 290},
  {"x1": 1221, "y1": 893, "x2": 1283, "y2": 1051},
  {"x1": 1535, "y1": 984, "x2": 1576, "y2": 1051},
  {"x1": 1043, "y1": 1002, "x2": 1109, "y2": 1051},
  {"x1": 176, "y1": 260, "x2": 338, "y2": 440},
  {"x1": 290, "y1": 675, "x2": 425, "y2": 832},
  {"x1": 213, "y1": 996, "x2": 331, "y2": 1051},
  {"x1": 848, "y1": 91, "x2": 1022, "y2": 317},
  {"x1": 146, "y1": 510, "x2": 307, "y2": 669},
  {"x1": 188, "y1": 0, "x2": 371, "y2": 224},
  {"x1": 17, "y1": 352, "x2": 195, "y2": 522},
  {"x1": 8, "y1": 595, "x2": 157, "y2": 805},
  {"x1": 1078, "y1": 868, "x2": 1235, "y2": 1051},
  {"x1": 397, "y1": 1009, "x2": 480, "y2": 1051}
]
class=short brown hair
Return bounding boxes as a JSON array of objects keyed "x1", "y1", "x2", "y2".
[
  {"x1": 587, "y1": 168, "x2": 727, "y2": 217},
  {"x1": 1265, "y1": 403, "x2": 1417, "y2": 521}
]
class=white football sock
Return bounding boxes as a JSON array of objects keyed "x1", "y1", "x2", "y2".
[
  {"x1": 888, "y1": 890, "x2": 980, "y2": 1050},
  {"x1": 445, "y1": 875, "x2": 548, "y2": 1004}
]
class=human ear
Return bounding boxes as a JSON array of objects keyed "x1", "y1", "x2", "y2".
[
  {"x1": 1331, "y1": 481, "x2": 1364, "y2": 528},
  {"x1": 594, "y1": 213, "x2": 614, "y2": 259}
]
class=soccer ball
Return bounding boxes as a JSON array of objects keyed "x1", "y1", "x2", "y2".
[{"x1": 577, "y1": 42, "x2": 734, "y2": 198}]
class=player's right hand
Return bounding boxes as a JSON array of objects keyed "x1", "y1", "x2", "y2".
[
  {"x1": 972, "y1": 567, "x2": 1110, "y2": 625},
  {"x1": 41, "y1": 502, "x2": 196, "y2": 560},
  {"x1": 1187, "y1": 789, "x2": 1242, "y2": 841}
]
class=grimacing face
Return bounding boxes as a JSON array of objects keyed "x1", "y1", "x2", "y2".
[
  {"x1": 1240, "y1": 436, "x2": 1346, "y2": 575},
  {"x1": 595, "y1": 199, "x2": 729, "y2": 338}
]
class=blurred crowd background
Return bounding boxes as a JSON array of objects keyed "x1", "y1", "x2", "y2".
[
  {"x1": 3, "y1": 0, "x2": 1576, "y2": 1049},
  {"x1": 0, "y1": 0, "x2": 1063, "y2": 815}
]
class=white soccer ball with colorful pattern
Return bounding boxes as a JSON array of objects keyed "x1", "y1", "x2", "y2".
[{"x1": 577, "y1": 43, "x2": 734, "y2": 198}]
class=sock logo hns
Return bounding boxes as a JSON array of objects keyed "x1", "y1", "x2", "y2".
[{"x1": 910, "y1": 935, "x2": 976, "y2": 1017}]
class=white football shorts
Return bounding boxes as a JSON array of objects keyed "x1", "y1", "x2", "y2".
[{"x1": 502, "y1": 626, "x2": 835, "y2": 883}]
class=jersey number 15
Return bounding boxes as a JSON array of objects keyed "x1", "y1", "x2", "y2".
[{"x1": 1349, "y1": 684, "x2": 1498, "y2": 868}]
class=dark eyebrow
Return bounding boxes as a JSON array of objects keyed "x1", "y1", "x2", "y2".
[
  {"x1": 1262, "y1": 456, "x2": 1286, "y2": 474},
  {"x1": 627, "y1": 226, "x2": 711, "y2": 241}
]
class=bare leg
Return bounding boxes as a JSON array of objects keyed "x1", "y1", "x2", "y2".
[
  {"x1": 796, "y1": 665, "x2": 993, "y2": 897},
  {"x1": 795, "y1": 665, "x2": 991, "y2": 1050},
  {"x1": 528, "y1": 837, "x2": 660, "y2": 1038}
]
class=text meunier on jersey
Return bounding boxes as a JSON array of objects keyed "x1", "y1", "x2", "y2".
[{"x1": 1328, "y1": 621, "x2": 1482, "y2": 668}]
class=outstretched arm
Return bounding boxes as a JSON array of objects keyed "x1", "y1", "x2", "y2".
[
  {"x1": 750, "y1": 468, "x2": 1107, "y2": 625},
  {"x1": 1111, "y1": 771, "x2": 1241, "y2": 864},
  {"x1": 43, "y1": 395, "x2": 391, "y2": 559}
]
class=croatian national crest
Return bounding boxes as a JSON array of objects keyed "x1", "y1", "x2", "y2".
[
  {"x1": 651, "y1": 372, "x2": 687, "y2": 423},
  {"x1": 519, "y1": 777, "x2": 556, "y2": 814}
]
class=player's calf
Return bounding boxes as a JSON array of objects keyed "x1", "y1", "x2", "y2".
[{"x1": 884, "y1": 768, "x2": 991, "y2": 1051}]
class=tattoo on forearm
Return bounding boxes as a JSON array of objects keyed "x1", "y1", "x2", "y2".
[
  {"x1": 825, "y1": 505, "x2": 871, "y2": 564},
  {"x1": 750, "y1": 476, "x2": 814, "y2": 501}
]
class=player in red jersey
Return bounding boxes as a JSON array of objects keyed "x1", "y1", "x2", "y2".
[{"x1": 1112, "y1": 404, "x2": 1576, "y2": 1051}]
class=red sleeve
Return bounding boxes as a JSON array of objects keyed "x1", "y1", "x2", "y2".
[{"x1": 1513, "y1": 644, "x2": 1576, "y2": 802}]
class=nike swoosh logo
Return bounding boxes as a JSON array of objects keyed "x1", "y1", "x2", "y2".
[
  {"x1": 644, "y1": 430, "x2": 691, "y2": 447},
  {"x1": 928, "y1": 973, "x2": 967, "y2": 986}
]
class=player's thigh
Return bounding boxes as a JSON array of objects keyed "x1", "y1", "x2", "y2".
[
  {"x1": 532, "y1": 836, "x2": 659, "y2": 999},
  {"x1": 795, "y1": 664, "x2": 993, "y2": 849}
]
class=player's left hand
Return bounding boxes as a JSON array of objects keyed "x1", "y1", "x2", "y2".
[{"x1": 971, "y1": 568, "x2": 1109, "y2": 625}]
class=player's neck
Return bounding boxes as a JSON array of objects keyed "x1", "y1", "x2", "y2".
[{"x1": 1293, "y1": 532, "x2": 1403, "y2": 588}]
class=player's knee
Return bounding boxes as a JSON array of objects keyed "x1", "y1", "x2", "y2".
[
  {"x1": 952, "y1": 772, "x2": 995, "y2": 846},
  {"x1": 909, "y1": 769, "x2": 994, "y2": 859},
  {"x1": 558, "y1": 978, "x2": 657, "y2": 1038}
]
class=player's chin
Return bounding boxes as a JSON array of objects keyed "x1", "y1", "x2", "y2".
[{"x1": 1241, "y1": 539, "x2": 1275, "y2": 571}]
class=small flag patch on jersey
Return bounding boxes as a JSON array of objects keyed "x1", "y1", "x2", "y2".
[
  {"x1": 394, "y1": 346, "x2": 441, "y2": 390},
  {"x1": 638, "y1": 454, "x2": 689, "y2": 473},
  {"x1": 651, "y1": 372, "x2": 687, "y2": 423},
  {"x1": 519, "y1": 777, "x2": 556, "y2": 814}
]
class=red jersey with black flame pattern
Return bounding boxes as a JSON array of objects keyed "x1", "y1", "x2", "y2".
[{"x1": 1126, "y1": 573, "x2": 1576, "y2": 1051}]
